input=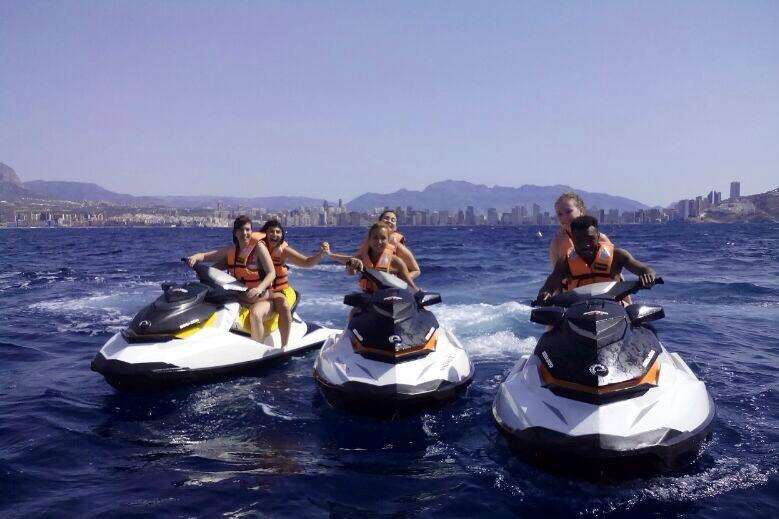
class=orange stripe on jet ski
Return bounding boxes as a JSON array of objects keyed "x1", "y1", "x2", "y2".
[
  {"x1": 350, "y1": 333, "x2": 437, "y2": 360},
  {"x1": 538, "y1": 360, "x2": 660, "y2": 395}
]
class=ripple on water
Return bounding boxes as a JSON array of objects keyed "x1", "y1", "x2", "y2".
[{"x1": 0, "y1": 225, "x2": 778, "y2": 517}]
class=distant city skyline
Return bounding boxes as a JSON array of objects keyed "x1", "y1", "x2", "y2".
[{"x1": 1, "y1": 2, "x2": 777, "y2": 206}]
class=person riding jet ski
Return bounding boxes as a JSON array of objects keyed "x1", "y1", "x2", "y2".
[
  {"x1": 493, "y1": 262, "x2": 715, "y2": 470},
  {"x1": 313, "y1": 267, "x2": 473, "y2": 409},
  {"x1": 538, "y1": 215, "x2": 656, "y2": 302},
  {"x1": 354, "y1": 211, "x2": 421, "y2": 280},
  {"x1": 314, "y1": 223, "x2": 472, "y2": 408},
  {"x1": 91, "y1": 216, "x2": 336, "y2": 390},
  {"x1": 328, "y1": 221, "x2": 419, "y2": 294},
  {"x1": 186, "y1": 216, "x2": 329, "y2": 346},
  {"x1": 256, "y1": 219, "x2": 329, "y2": 348},
  {"x1": 493, "y1": 215, "x2": 714, "y2": 471},
  {"x1": 185, "y1": 215, "x2": 275, "y2": 341}
]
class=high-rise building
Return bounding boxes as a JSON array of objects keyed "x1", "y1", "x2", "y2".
[
  {"x1": 730, "y1": 181, "x2": 741, "y2": 200},
  {"x1": 487, "y1": 208, "x2": 499, "y2": 225},
  {"x1": 465, "y1": 206, "x2": 476, "y2": 226}
]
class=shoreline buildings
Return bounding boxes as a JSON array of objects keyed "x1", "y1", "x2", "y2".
[{"x1": 2, "y1": 180, "x2": 755, "y2": 228}]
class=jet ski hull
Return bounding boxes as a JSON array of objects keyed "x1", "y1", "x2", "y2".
[
  {"x1": 492, "y1": 350, "x2": 715, "y2": 470},
  {"x1": 92, "y1": 307, "x2": 336, "y2": 391},
  {"x1": 314, "y1": 328, "x2": 474, "y2": 410}
]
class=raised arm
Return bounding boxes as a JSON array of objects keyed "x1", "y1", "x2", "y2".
[
  {"x1": 390, "y1": 256, "x2": 419, "y2": 292},
  {"x1": 395, "y1": 243, "x2": 420, "y2": 279},
  {"x1": 186, "y1": 247, "x2": 229, "y2": 267},
  {"x1": 613, "y1": 248, "x2": 656, "y2": 287},
  {"x1": 327, "y1": 250, "x2": 358, "y2": 265},
  {"x1": 284, "y1": 242, "x2": 328, "y2": 268},
  {"x1": 537, "y1": 258, "x2": 570, "y2": 302}
]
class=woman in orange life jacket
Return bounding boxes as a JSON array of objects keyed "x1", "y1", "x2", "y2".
[
  {"x1": 328, "y1": 221, "x2": 419, "y2": 294},
  {"x1": 185, "y1": 215, "x2": 276, "y2": 343},
  {"x1": 537, "y1": 215, "x2": 656, "y2": 304},
  {"x1": 355, "y1": 210, "x2": 420, "y2": 279},
  {"x1": 258, "y1": 219, "x2": 329, "y2": 349}
]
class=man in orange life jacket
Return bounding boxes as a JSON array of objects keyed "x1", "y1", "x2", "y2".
[{"x1": 537, "y1": 215, "x2": 656, "y2": 303}]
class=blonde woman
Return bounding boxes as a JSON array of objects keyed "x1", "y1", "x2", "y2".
[{"x1": 549, "y1": 192, "x2": 612, "y2": 268}]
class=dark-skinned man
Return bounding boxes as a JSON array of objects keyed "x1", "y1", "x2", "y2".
[{"x1": 537, "y1": 215, "x2": 657, "y2": 303}]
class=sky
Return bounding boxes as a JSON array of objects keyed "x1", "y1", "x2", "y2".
[{"x1": 1, "y1": 1, "x2": 777, "y2": 206}]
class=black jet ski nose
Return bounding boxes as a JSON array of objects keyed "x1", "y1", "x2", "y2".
[
  {"x1": 565, "y1": 299, "x2": 627, "y2": 340},
  {"x1": 371, "y1": 288, "x2": 416, "y2": 323}
]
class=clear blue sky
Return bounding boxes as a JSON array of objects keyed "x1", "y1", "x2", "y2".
[{"x1": 1, "y1": 1, "x2": 777, "y2": 206}]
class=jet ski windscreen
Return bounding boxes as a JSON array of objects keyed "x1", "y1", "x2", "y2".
[
  {"x1": 193, "y1": 264, "x2": 246, "y2": 291},
  {"x1": 363, "y1": 269, "x2": 408, "y2": 291}
]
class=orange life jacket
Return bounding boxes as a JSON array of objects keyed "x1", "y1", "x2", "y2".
[
  {"x1": 564, "y1": 243, "x2": 617, "y2": 290},
  {"x1": 226, "y1": 232, "x2": 266, "y2": 288},
  {"x1": 262, "y1": 237, "x2": 290, "y2": 292},
  {"x1": 358, "y1": 243, "x2": 395, "y2": 293}
]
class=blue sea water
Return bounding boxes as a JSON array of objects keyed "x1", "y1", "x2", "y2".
[{"x1": 1, "y1": 224, "x2": 777, "y2": 518}]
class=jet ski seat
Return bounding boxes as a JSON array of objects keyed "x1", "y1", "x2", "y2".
[{"x1": 232, "y1": 289, "x2": 301, "y2": 337}]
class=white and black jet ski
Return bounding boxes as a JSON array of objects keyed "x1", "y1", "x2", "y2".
[
  {"x1": 493, "y1": 278, "x2": 715, "y2": 470},
  {"x1": 92, "y1": 261, "x2": 337, "y2": 390},
  {"x1": 314, "y1": 269, "x2": 473, "y2": 409}
]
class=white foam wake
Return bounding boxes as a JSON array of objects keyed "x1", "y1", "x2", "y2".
[
  {"x1": 435, "y1": 301, "x2": 531, "y2": 335},
  {"x1": 462, "y1": 331, "x2": 537, "y2": 358}
]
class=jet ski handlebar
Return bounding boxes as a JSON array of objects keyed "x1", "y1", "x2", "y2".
[
  {"x1": 343, "y1": 290, "x2": 442, "y2": 309},
  {"x1": 531, "y1": 277, "x2": 664, "y2": 308}
]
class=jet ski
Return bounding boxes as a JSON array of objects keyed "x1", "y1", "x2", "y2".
[
  {"x1": 492, "y1": 278, "x2": 715, "y2": 471},
  {"x1": 91, "y1": 261, "x2": 337, "y2": 390},
  {"x1": 313, "y1": 269, "x2": 474, "y2": 409}
]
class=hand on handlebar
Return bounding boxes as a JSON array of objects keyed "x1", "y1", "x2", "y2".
[
  {"x1": 346, "y1": 258, "x2": 364, "y2": 275},
  {"x1": 185, "y1": 254, "x2": 201, "y2": 268},
  {"x1": 320, "y1": 241, "x2": 331, "y2": 255},
  {"x1": 534, "y1": 290, "x2": 553, "y2": 306},
  {"x1": 639, "y1": 268, "x2": 657, "y2": 288}
]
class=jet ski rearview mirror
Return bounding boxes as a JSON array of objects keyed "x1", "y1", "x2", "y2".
[
  {"x1": 530, "y1": 306, "x2": 565, "y2": 326},
  {"x1": 626, "y1": 304, "x2": 665, "y2": 325},
  {"x1": 415, "y1": 292, "x2": 442, "y2": 307},
  {"x1": 343, "y1": 292, "x2": 371, "y2": 308}
]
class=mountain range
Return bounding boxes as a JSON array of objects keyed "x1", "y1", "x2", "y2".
[
  {"x1": 347, "y1": 180, "x2": 647, "y2": 212},
  {"x1": 2, "y1": 162, "x2": 648, "y2": 212}
]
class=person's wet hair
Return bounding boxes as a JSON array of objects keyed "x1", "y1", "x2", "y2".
[
  {"x1": 380, "y1": 210, "x2": 396, "y2": 220},
  {"x1": 571, "y1": 215, "x2": 599, "y2": 233},
  {"x1": 555, "y1": 192, "x2": 586, "y2": 213},
  {"x1": 368, "y1": 221, "x2": 391, "y2": 238},
  {"x1": 232, "y1": 215, "x2": 253, "y2": 246},
  {"x1": 260, "y1": 219, "x2": 285, "y2": 243}
]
